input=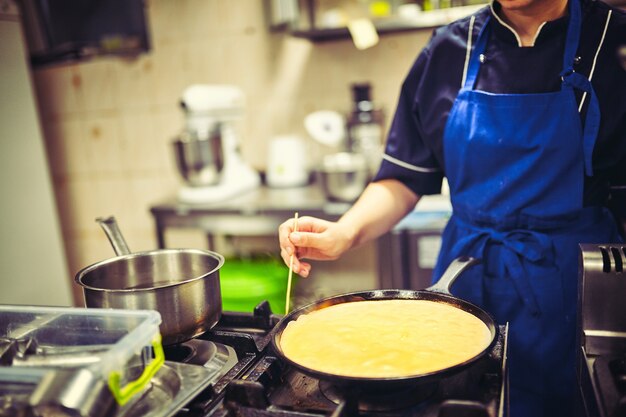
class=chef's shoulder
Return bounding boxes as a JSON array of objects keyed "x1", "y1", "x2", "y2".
[
  {"x1": 584, "y1": 0, "x2": 626, "y2": 84},
  {"x1": 423, "y1": 6, "x2": 491, "y2": 57},
  {"x1": 585, "y1": 0, "x2": 626, "y2": 55},
  {"x1": 588, "y1": 0, "x2": 626, "y2": 22}
]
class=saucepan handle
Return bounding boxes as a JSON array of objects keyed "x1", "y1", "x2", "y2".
[
  {"x1": 426, "y1": 256, "x2": 481, "y2": 295},
  {"x1": 96, "y1": 216, "x2": 131, "y2": 256}
]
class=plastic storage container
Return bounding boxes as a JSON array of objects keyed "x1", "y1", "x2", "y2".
[{"x1": 0, "y1": 305, "x2": 163, "y2": 416}]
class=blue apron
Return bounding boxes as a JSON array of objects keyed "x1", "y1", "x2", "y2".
[{"x1": 432, "y1": 1, "x2": 622, "y2": 415}]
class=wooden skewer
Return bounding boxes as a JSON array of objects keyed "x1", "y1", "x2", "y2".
[{"x1": 285, "y1": 212, "x2": 299, "y2": 315}]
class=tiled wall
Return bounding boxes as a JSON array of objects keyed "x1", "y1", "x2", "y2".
[{"x1": 30, "y1": 0, "x2": 432, "y2": 305}]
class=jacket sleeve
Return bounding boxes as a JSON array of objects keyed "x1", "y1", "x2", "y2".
[{"x1": 372, "y1": 46, "x2": 445, "y2": 197}]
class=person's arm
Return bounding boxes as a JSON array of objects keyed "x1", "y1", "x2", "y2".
[
  {"x1": 279, "y1": 38, "x2": 442, "y2": 277},
  {"x1": 278, "y1": 179, "x2": 419, "y2": 277}
]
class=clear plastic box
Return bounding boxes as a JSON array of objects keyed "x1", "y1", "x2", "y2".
[{"x1": 0, "y1": 305, "x2": 163, "y2": 414}]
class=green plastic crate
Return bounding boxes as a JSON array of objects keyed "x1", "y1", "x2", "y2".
[{"x1": 219, "y1": 256, "x2": 292, "y2": 314}]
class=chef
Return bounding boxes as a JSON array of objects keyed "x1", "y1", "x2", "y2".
[{"x1": 278, "y1": 0, "x2": 626, "y2": 415}]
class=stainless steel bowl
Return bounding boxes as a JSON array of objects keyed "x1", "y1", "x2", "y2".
[
  {"x1": 319, "y1": 152, "x2": 369, "y2": 202},
  {"x1": 173, "y1": 129, "x2": 224, "y2": 187}
]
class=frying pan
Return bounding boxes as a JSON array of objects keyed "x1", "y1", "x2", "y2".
[
  {"x1": 270, "y1": 256, "x2": 497, "y2": 390},
  {"x1": 75, "y1": 217, "x2": 224, "y2": 346}
]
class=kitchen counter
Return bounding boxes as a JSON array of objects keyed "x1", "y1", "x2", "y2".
[
  {"x1": 150, "y1": 184, "x2": 350, "y2": 248},
  {"x1": 150, "y1": 183, "x2": 452, "y2": 290}
]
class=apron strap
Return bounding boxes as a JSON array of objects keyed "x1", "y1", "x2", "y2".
[
  {"x1": 562, "y1": 0, "x2": 582, "y2": 73},
  {"x1": 559, "y1": 0, "x2": 606, "y2": 178},
  {"x1": 463, "y1": 16, "x2": 491, "y2": 90},
  {"x1": 461, "y1": 0, "x2": 598, "y2": 174},
  {"x1": 466, "y1": 0, "x2": 582, "y2": 91}
]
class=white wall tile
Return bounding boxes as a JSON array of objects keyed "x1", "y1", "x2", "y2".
[
  {"x1": 79, "y1": 60, "x2": 120, "y2": 112},
  {"x1": 31, "y1": 0, "x2": 433, "y2": 303}
]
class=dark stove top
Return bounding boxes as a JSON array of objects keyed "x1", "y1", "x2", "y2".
[
  {"x1": 220, "y1": 327, "x2": 507, "y2": 417},
  {"x1": 579, "y1": 348, "x2": 626, "y2": 417},
  {"x1": 170, "y1": 303, "x2": 508, "y2": 417}
]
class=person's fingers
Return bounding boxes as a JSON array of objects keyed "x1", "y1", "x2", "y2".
[
  {"x1": 280, "y1": 248, "x2": 291, "y2": 267},
  {"x1": 297, "y1": 216, "x2": 333, "y2": 233},
  {"x1": 298, "y1": 262, "x2": 311, "y2": 277},
  {"x1": 289, "y1": 231, "x2": 323, "y2": 249},
  {"x1": 278, "y1": 219, "x2": 296, "y2": 255},
  {"x1": 289, "y1": 230, "x2": 342, "y2": 260}
]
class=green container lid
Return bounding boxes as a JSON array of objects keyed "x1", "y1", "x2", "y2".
[{"x1": 219, "y1": 257, "x2": 291, "y2": 313}]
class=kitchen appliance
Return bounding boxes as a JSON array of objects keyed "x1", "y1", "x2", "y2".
[
  {"x1": 173, "y1": 84, "x2": 260, "y2": 203},
  {"x1": 346, "y1": 82, "x2": 384, "y2": 177},
  {"x1": 75, "y1": 216, "x2": 224, "y2": 346},
  {"x1": 577, "y1": 243, "x2": 626, "y2": 417},
  {"x1": 266, "y1": 136, "x2": 309, "y2": 188},
  {"x1": 304, "y1": 110, "x2": 346, "y2": 148},
  {"x1": 318, "y1": 152, "x2": 369, "y2": 202}
]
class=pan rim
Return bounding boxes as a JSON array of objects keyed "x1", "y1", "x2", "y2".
[
  {"x1": 270, "y1": 289, "x2": 498, "y2": 384},
  {"x1": 74, "y1": 248, "x2": 225, "y2": 292}
]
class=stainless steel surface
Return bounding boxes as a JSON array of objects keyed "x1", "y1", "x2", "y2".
[
  {"x1": 319, "y1": 152, "x2": 369, "y2": 202},
  {"x1": 173, "y1": 129, "x2": 224, "y2": 187},
  {"x1": 75, "y1": 218, "x2": 225, "y2": 346},
  {"x1": 29, "y1": 367, "x2": 116, "y2": 417},
  {"x1": 25, "y1": 358, "x2": 231, "y2": 417},
  {"x1": 97, "y1": 216, "x2": 131, "y2": 256},
  {"x1": 1, "y1": 339, "x2": 237, "y2": 417},
  {"x1": 117, "y1": 340, "x2": 237, "y2": 417},
  {"x1": 12, "y1": 352, "x2": 103, "y2": 368},
  {"x1": 578, "y1": 243, "x2": 626, "y2": 355},
  {"x1": 0, "y1": 368, "x2": 44, "y2": 417},
  {"x1": 578, "y1": 238, "x2": 626, "y2": 417},
  {"x1": 117, "y1": 360, "x2": 227, "y2": 417},
  {"x1": 149, "y1": 184, "x2": 347, "y2": 248}
]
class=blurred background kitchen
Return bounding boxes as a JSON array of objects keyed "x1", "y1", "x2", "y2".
[{"x1": 0, "y1": 0, "x2": 510, "y2": 309}]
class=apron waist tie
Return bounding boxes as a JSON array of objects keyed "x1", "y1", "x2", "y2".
[{"x1": 452, "y1": 219, "x2": 555, "y2": 316}]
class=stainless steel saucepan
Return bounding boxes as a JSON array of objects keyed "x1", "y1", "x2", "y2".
[{"x1": 75, "y1": 216, "x2": 224, "y2": 346}]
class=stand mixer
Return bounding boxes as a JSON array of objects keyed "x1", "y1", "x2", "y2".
[{"x1": 173, "y1": 84, "x2": 260, "y2": 203}]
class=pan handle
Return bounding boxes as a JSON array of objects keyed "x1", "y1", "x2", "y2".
[
  {"x1": 426, "y1": 256, "x2": 480, "y2": 295},
  {"x1": 96, "y1": 216, "x2": 131, "y2": 256}
]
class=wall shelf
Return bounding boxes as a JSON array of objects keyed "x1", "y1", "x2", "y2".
[{"x1": 288, "y1": 3, "x2": 487, "y2": 42}]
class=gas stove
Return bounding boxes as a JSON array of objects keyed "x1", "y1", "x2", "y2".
[
  {"x1": 157, "y1": 302, "x2": 509, "y2": 417},
  {"x1": 577, "y1": 243, "x2": 626, "y2": 417},
  {"x1": 0, "y1": 300, "x2": 508, "y2": 417},
  {"x1": 124, "y1": 302, "x2": 281, "y2": 417}
]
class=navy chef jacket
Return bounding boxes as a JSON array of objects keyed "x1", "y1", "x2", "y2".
[{"x1": 374, "y1": 0, "x2": 626, "y2": 207}]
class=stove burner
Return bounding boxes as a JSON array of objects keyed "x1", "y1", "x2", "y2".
[
  {"x1": 585, "y1": 354, "x2": 626, "y2": 417},
  {"x1": 318, "y1": 380, "x2": 438, "y2": 411},
  {"x1": 164, "y1": 344, "x2": 193, "y2": 363},
  {"x1": 164, "y1": 339, "x2": 238, "y2": 372}
]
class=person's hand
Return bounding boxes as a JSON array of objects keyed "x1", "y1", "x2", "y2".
[{"x1": 278, "y1": 216, "x2": 356, "y2": 278}]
